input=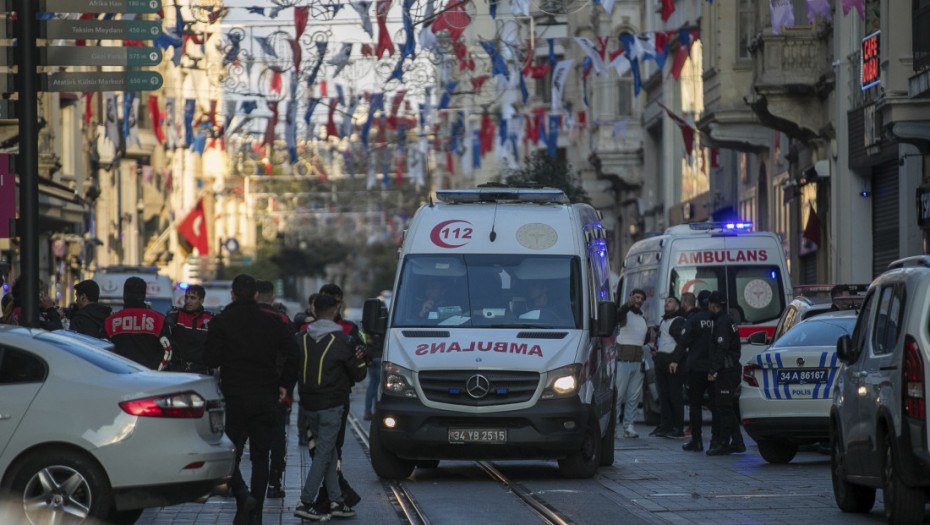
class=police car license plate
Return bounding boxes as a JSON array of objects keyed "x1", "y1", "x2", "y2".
[
  {"x1": 209, "y1": 410, "x2": 225, "y2": 433},
  {"x1": 448, "y1": 428, "x2": 507, "y2": 444},
  {"x1": 777, "y1": 368, "x2": 829, "y2": 384}
]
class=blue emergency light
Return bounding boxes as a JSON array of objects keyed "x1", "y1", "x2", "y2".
[
  {"x1": 178, "y1": 282, "x2": 189, "y2": 290},
  {"x1": 724, "y1": 222, "x2": 753, "y2": 230}
]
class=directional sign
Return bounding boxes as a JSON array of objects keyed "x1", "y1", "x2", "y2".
[
  {"x1": 40, "y1": 47, "x2": 162, "y2": 67},
  {"x1": 40, "y1": 0, "x2": 162, "y2": 14},
  {"x1": 40, "y1": 20, "x2": 162, "y2": 41},
  {"x1": 40, "y1": 71, "x2": 163, "y2": 92}
]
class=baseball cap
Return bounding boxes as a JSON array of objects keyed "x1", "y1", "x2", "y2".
[
  {"x1": 697, "y1": 290, "x2": 711, "y2": 307},
  {"x1": 707, "y1": 291, "x2": 727, "y2": 306}
]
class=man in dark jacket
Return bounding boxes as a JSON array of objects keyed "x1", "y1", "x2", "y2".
[
  {"x1": 104, "y1": 277, "x2": 171, "y2": 370},
  {"x1": 204, "y1": 274, "x2": 298, "y2": 525},
  {"x1": 164, "y1": 284, "x2": 213, "y2": 373},
  {"x1": 705, "y1": 291, "x2": 743, "y2": 456},
  {"x1": 670, "y1": 289, "x2": 716, "y2": 452},
  {"x1": 69, "y1": 280, "x2": 111, "y2": 339},
  {"x1": 293, "y1": 293, "x2": 367, "y2": 521}
]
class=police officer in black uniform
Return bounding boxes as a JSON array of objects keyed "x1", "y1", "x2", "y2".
[
  {"x1": 705, "y1": 291, "x2": 743, "y2": 456},
  {"x1": 670, "y1": 290, "x2": 716, "y2": 452},
  {"x1": 164, "y1": 284, "x2": 213, "y2": 373}
]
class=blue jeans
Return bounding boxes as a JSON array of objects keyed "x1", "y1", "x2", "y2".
[
  {"x1": 615, "y1": 361, "x2": 644, "y2": 429},
  {"x1": 300, "y1": 405, "x2": 344, "y2": 505},
  {"x1": 365, "y1": 359, "x2": 381, "y2": 415}
]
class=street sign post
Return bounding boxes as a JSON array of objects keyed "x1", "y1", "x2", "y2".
[
  {"x1": 39, "y1": 0, "x2": 162, "y2": 14},
  {"x1": 40, "y1": 47, "x2": 162, "y2": 67},
  {"x1": 40, "y1": 19, "x2": 162, "y2": 40},
  {"x1": 40, "y1": 71, "x2": 164, "y2": 92}
]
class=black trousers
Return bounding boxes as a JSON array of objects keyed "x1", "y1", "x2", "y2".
[
  {"x1": 687, "y1": 370, "x2": 718, "y2": 442},
  {"x1": 654, "y1": 352, "x2": 685, "y2": 432},
  {"x1": 712, "y1": 367, "x2": 741, "y2": 447},
  {"x1": 225, "y1": 394, "x2": 277, "y2": 510},
  {"x1": 269, "y1": 402, "x2": 289, "y2": 475}
]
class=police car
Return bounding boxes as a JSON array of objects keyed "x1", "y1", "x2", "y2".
[{"x1": 740, "y1": 310, "x2": 858, "y2": 463}]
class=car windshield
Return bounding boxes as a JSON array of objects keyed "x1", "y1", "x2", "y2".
[
  {"x1": 771, "y1": 316, "x2": 857, "y2": 349},
  {"x1": 392, "y1": 254, "x2": 582, "y2": 329},
  {"x1": 35, "y1": 332, "x2": 146, "y2": 374},
  {"x1": 670, "y1": 265, "x2": 786, "y2": 324}
]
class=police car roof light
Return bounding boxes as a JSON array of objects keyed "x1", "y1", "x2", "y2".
[{"x1": 436, "y1": 188, "x2": 569, "y2": 204}]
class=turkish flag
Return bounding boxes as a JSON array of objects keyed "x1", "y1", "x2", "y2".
[{"x1": 178, "y1": 198, "x2": 209, "y2": 254}]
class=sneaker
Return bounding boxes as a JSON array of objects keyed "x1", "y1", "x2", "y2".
[
  {"x1": 295, "y1": 501, "x2": 330, "y2": 521},
  {"x1": 648, "y1": 427, "x2": 665, "y2": 437},
  {"x1": 664, "y1": 429, "x2": 686, "y2": 439},
  {"x1": 682, "y1": 439, "x2": 704, "y2": 452},
  {"x1": 706, "y1": 445, "x2": 732, "y2": 456},
  {"x1": 729, "y1": 442, "x2": 747, "y2": 454},
  {"x1": 266, "y1": 485, "x2": 285, "y2": 499},
  {"x1": 330, "y1": 501, "x2": 356, "y2": 518},
  {"x1": 623, "y1": 424, "x2": 639, "y2": 438}
]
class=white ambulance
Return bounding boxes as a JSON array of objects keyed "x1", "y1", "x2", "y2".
[
  {"x1": 93, "y1": 265, "x2": 175, "y2": 315},
  {"x1": 363, "y1": 186, "x2": 618, "y2": 479}
]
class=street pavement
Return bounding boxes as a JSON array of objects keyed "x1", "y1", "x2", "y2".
[{"x1": 136, "y1": 382, "x2": 899, "y2": 525}]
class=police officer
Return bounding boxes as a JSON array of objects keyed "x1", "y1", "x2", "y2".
[
  {"x1": 164, "y1": 284, "x2": 213, "y2": 373},
  {"x1": 104, "y1": 277, "x2": 172, "y2": 370},
  {"x1": 670, "y1": 290, "x2": 716, "y2": 452},
  {"x1": 705, "y1": 291, "x2": 742, "y2": 456}
]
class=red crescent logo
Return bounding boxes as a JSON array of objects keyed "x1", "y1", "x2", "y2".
[
  {"x1": 681, "y1": 279, "x2": 708, "y2": 294},
  {"x1": 429, "y1": 220, "x2": 472, "y2": 248}
]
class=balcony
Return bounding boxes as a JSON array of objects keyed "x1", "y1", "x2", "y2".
[
  {"x1": 699, "y1": 64, "x2": 771, "y2": 152},
  {"x1": 744, "y1": 28, "x2": 834, "y2": 142}
]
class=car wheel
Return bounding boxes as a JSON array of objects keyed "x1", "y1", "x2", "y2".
[
  {"x1": 7, "y1": 449, "x2": 113, "y2": 525},
  {"x1": 757, "y1": 438, "x2": 798, "y2": 464},
  {"x1": 599, "y1": 396, "x2": 617, "y2": 467},
  {"x1": 369, "y1": 424, "x2": 415, "y2": 480},
  {"x1": 830, "y1": 426, "x2": 875, "y2": 513},
  {"x1": 558, "y1": 412, "x2": 601, "y2": 478},
  {"x1": 106, "y1": 507, "x2": 145, "y2": 524},
  {"x1": 882, "y1": 434, "x2": 926, "y2": 525}
]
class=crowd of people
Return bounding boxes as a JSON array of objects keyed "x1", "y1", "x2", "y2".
[{"x1": 0, "y1": 274, "x2": 378, "y2": 524}]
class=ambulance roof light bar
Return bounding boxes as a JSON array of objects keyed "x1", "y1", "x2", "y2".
[
  {"x1": 687, "y1": 221, "x2": 754, "y2": 231},
  {"x1": 436, "y1": 188, "x2": 569, "y2": 204}
]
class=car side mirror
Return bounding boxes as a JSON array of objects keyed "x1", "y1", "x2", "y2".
[
  {"x1": 362, "y1": 298, "x2": 387, "y2": 335},
  {"x1": 747, "y1": 331, "x2": 768, "y2": 345},
  {"x1": 594, "y1": 301, "x2": 617, "y2": 337},
  {"x1": 836, "y1": 334, "x2": 853, "y2": 363}
]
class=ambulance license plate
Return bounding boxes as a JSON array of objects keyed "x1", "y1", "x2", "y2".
[{"x1": 448, "y1": 428, "x2": 507, "y2": 444}]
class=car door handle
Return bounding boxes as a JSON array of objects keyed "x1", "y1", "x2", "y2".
[{"x1": 0, "y1": 413, "x2": 10, "y2": 420}]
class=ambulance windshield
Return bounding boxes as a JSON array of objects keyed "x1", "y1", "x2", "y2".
[
  {"x1": 669, "y1": 265, "x2": 786, "y2": 324},
  {"x1": 392, "y1": 254, "x2": 582, "y2": 329}
]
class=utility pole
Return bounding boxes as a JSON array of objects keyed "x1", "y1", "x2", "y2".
[{"x1": 16, "y1": 0, "x2": 39, "y2": 326}]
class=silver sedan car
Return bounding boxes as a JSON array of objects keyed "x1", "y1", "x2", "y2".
[{"x1": 0, "y1": 326, "x2": 235, "y2": 524}]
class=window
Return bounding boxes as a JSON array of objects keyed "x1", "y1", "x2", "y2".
[
  {"x1": 617, "y1": 78, "x2": 633, "y2": 117},
  {"x1": 0, "y1": 347, "x2": 47, "y2": 384},
  {"x1": 791, "y1": 0, "x2": 810, "y2": 27},
  {"x1": 534, "y1": 56, "x2": 556, "y2": 103},
  {"x1": 872, "y1": 284, "x2": 904, "y2": 355},
  {"x1": 738, "y1": 0, "x2": 755, "y2": 60},
  {"x1": 670, "y1": 264, "x2": 786, "y2": 324},
  {"x1": 852, "y1": 290, "x2": 875, "y2": 359}
]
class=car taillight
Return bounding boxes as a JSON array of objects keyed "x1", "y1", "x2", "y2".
[
  {"x1": 742, "y1": 363, "x2": 760, "y2": 387},
  {"x1": 903, "y1": 335, "x2": 925, "y2": 421},
  {"x1": 120, "y1": 391, "x2": 206, "y2": 418}
]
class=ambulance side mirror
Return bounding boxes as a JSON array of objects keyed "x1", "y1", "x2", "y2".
[
  {"x1": 594, "y1": 301, "x2": 617, "y2": 337},
  {"x1": 362, "y1": 298, "x2": 387, "y2": 335},
  {"x1": 747, "y1": 331, "x2": 768, "y2": 345}
]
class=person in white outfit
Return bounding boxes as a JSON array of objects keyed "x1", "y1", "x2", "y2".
[{"x1": 615, "y1": 288, "x2": 650, "y2": 438}]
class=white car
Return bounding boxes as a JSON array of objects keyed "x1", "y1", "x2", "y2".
[
  {"x1": 0, "y1": 326, "x2": 235, "y2": 524},
  {"x1": 740, "y1": 310, "x2": 858, "y2": 463}
]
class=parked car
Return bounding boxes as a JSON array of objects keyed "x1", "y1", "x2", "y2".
[
  {"x1": 830, "y1": 256, "x2": 930, "y2": 524},
  {"x1": 740, "y1": 310, "x2": 858, "y2": 463},
  {"x1": 0, "y1": 326, "x2": 235, "y2": 524}
]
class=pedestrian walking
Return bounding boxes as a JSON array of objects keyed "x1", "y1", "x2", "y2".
[
  {"x1": 705, "y1": 291, "x2": 744, "y2": 456},
  {"x1": 69, "y1": 279, "x2": 111, "y2": 339},
  {"x1": 295, "y1": 293, "x2": 319, "y2": 446},
  {"x1": 294, "y1": 293, "x2": 368, "y2": 521},
  {"x1": 670, "y1": 290, "x2": 716, "y2": 452},
  {"x1": 649, "y1": 295, "x2": 687, "y2": 438},
  {"x1": 164, "y1": 284, "x2": 213, "y2": 373},
  {"x1": 203, "y1": 274, "x2": 298, "y2": 525},
  {"x1": 256, "y1": 279, "x2": 295, "y2": 500},
  {"x1": 615, "y1": 288, "x2": 650, "y2": 438},
  {"x1": 104, "y1": 277, "x2": 171, "y2": 370}
]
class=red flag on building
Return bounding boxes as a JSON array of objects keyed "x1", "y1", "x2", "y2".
[
  {"x1": 178, "y1": 198, "x2": 209, "y2": 254},
  {"x1": 658, "y1": 102, "x2": 694, "y2": 155},
  {"x1": 802, "y1": 203, "x2": 821, "y2": 248}
]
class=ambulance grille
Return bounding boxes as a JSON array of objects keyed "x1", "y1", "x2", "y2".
[
  {"x1": 402, "y1": 330, "x2": 450, "y2": 338},
  {"x1": 517, "y1": 331, "x2": 567, "y2": 339},
  {"x1": 418, "y1": 370, "x2": 540, "y2": 406}
]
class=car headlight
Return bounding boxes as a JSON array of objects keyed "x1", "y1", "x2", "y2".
[
  {"x1": 382, "y1": 361, "x2": 418, "y2": 398},
  {"x1": 541, "y1": 364, "x2": 581, "y2": 399}
]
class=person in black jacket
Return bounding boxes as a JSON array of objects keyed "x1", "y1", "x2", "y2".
[
  {"x1": 705, "y1": 291, "x2": 743, "y2": 456},
  {"x1": 203, "y1": 274, "x2": 298, "y2": 525},
  {"x1": 293, "y1": 294, "x2": 367, "y2": 521},
  {"x1": 164, "y1": 284, "x2": 213, "y2": 373},
  {"x1": 670, "y1": 290, "x2": 716, "y2": 452},
  {"x1": 104, "y1": 277, "x2": 171, "y2": 370},
  {"x1": 69, "y1": 280, "x2": 111, "y2": 339}
]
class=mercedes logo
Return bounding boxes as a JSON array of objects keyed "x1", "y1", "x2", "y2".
[
  {"x1": 797, "y1": 357, "x2": 805, "y2": 366},
  {"x1": 466, "y1": 374, "x2": 491, "y2": 399}
]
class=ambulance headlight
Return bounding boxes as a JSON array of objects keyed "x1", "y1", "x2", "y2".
[
  {"x1": 541, "y1": 364, "x2": 581, "y2": 399},
  {"x1": 382, "y1": 361, "x2": 418, "y2": 398}
]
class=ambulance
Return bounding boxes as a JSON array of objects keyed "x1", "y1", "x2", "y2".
[
  {"x1": 362, "y1": 186, "x2": 618, "y2": 479},
  {"x1": 93, "y1": 265, "x2": 175, "y2": 314}
]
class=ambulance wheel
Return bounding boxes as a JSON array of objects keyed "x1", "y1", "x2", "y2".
[
  {"x1": 558, "y1": 412, "x2": 601, "y2": 478},
  {"x1": 599, "y1": 398, "x2": 617, "y2": 467},
  {"x1": 369, "y1": 425, "x2": 415, "y2": 480}
]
